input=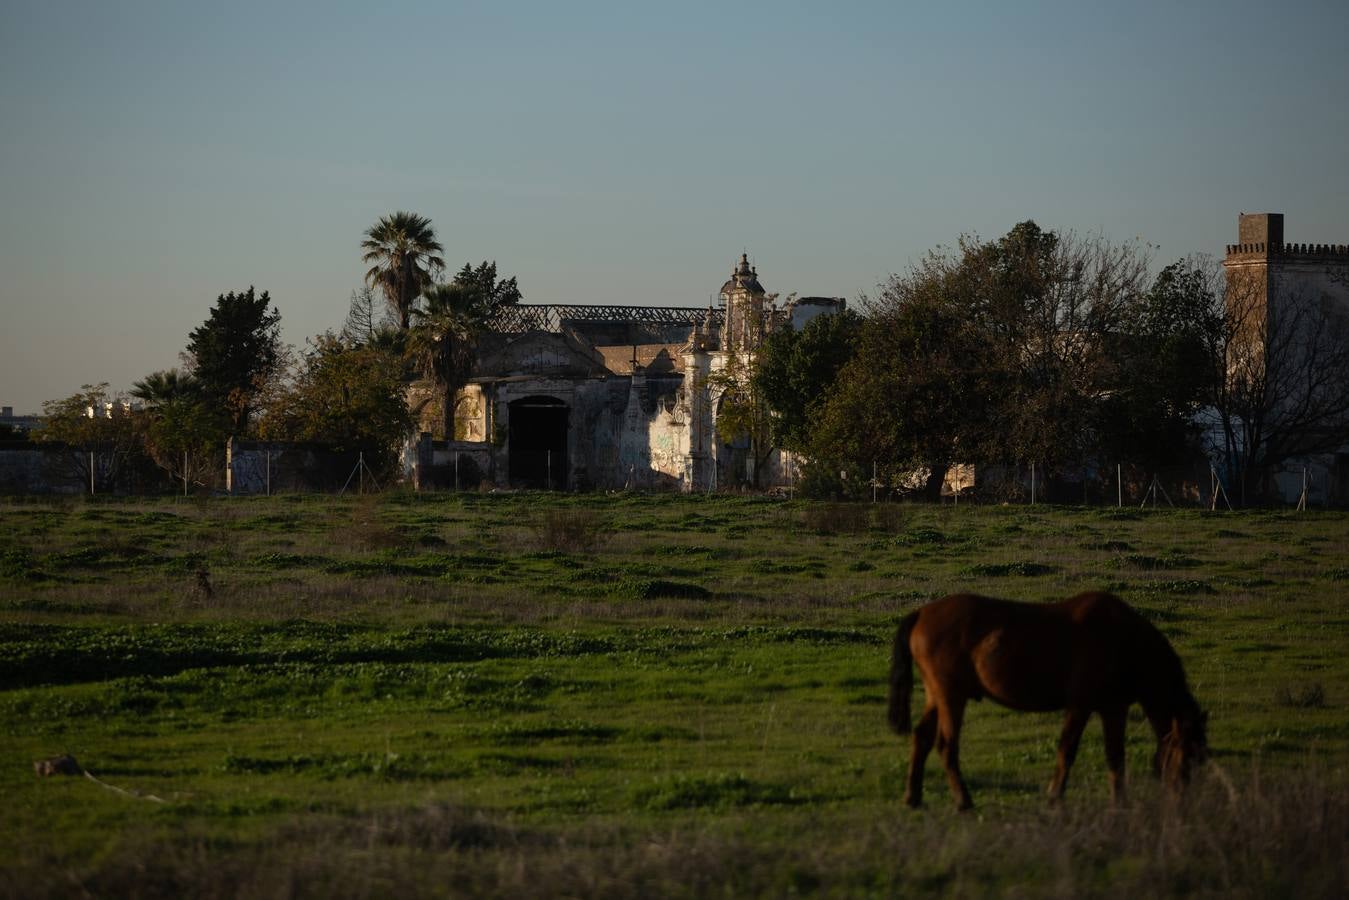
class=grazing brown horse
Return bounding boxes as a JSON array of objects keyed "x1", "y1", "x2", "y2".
[{"x1": 889, "y1": 591, "x2": 1207, "y2": 810}]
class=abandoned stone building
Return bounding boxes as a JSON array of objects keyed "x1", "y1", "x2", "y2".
[
  {"x1": 1222, "y1": 212, "x2": 1349, "y2": 503},
  {"x1": 405, "y1": 254, "x2": 845, "y2": 491},
  {"x1": 1224, "y1": 213, "x2": 1349, "y2": 323}
]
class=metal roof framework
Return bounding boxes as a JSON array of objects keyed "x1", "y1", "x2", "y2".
[{"x1": 488, "y1": 304, "x2": 724, "y2": 333}]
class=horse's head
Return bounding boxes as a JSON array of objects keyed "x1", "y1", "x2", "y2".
[{"x1": 1160, "y1": 705, "x2": 1209, "y2": 789}]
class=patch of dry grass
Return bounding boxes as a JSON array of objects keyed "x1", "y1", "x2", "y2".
[{"x1": 6, "y1": 767, "x2": 1345, "y2": 899}]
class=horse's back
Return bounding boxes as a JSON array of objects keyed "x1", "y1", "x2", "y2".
[
  {"x1": 908, "y1": 593, "x2": 1067, "y2": 702},
  {"x1": 1055, "y1": 590, "x2": 1139, "y2": 623},
  {"x1": 1055, "y1": 591, "x2": 1165, "y2": 656},
  {"x1": 913, "y1": 591, "x2": 1079, "y2": 637},
  {"x1": 910, "y1": 591, "x2": 1143, "y2": 712}
]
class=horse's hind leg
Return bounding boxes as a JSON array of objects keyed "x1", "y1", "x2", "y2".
[
  {"x1": 904, "y1": 704, "x2": 938, "y2": 808},
  {"x1": 937, "y1": 698, "x2": 973, "y2": 811},
  {"x1": 1048, "y1": 708, "x2": 1090, "y2": 802}
]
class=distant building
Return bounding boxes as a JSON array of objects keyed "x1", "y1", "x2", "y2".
[
  {"x1": 1221, "y1": 213, "x2": 1349, "y2": 503},
  {"x1": 0, "y1": 406, "x2": 42, "y2": 435},
  {"x1": 407, "y1": 254, "x2": 845, "y2": 491},
  {"x1": 1223, "y1": 212, "x2": 1349, "y2": 330}
]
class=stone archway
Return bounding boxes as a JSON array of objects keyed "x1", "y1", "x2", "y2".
[
  {"x1": 712, "y1": 390, "x2": 748, "y2": 489},
  {"x1": 508, "y1": 395, "x2": 569, "y2": 489}
]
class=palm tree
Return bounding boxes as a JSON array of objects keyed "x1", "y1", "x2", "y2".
[
  {"x1": 361, "y1": 212, "x2": 445, "y2": 330},
  {"x1": 407, "y1": 283, "x2": 481, "y2": 440},
  {"x1": 130, "y1": 369, "x2": 201, "y2": 408}
]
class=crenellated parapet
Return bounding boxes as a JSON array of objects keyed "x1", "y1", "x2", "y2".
[{"x1": 1226, "y1": 242, "x2": 1349, "y2": 258}]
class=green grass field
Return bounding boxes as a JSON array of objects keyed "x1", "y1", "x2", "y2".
[{"x1": 2, "y1": 493, "x2": 1347, "y2": 897}]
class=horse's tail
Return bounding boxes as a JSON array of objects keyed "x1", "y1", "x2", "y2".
[{"x1": 887, "y1": 610, "x2": 920, "y2": 734}]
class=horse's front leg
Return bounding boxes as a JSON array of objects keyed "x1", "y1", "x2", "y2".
[
  {"x1": 1101, "y1": 706, "x2": 1128, "y2": 806},
  {"x1": 904, "y1": 705, "x2": 938, "y2": 808},
  {"x1": 1048, "y1": 708, "x2": 1090, "y2": 802},
  {"x1": 1145, "y1": 708, "x2": 1168, "y2": 778}
]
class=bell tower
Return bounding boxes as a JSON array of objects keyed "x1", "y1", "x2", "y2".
[{"x1": 719, "y1": 253, "x2": 769, "y2": 351}]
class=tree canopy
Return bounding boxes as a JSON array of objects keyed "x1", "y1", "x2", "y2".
[
  {"x1": 778, "y1": 222, "x2": 1223, "y2": 500},
  {"x1": 185, "y1": 287, "x2": 283, "y2": 433},
  {"x1": 451, "y1": 261, "x2": 522, "y2": 315},
  {"x1": 131, "y1": 368, "x2": 220, "y2": 488},
  {"x1": 407, "y1": 263, "x2": 523, "y2": 439},
  {"x1": 38, "y1": 384, "x2": 145, "y2": 493},
  {"x1": 361, "y1": 212, "x2": 445, "y2": 330},
  {"x1": 259, "y1": 333, "x2": 413, "y2": 478},
  {"x1": 408, "y1": 283, "x2": 481, "y2": 440},
  {"x1": 752, "y1": 309, "x2": 861, "y2": 454}
]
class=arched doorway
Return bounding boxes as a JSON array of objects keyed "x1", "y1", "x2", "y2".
[
  {"x1": 713, "y1": 390, "x2": 750, "y2": 489},
  {"x1": 508, "y1": 396, "x2": 569, "y2": 489}
]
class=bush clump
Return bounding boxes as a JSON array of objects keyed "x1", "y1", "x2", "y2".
[
  {"x1": 530, "y1": 508, "x2": 608, "y2": 554},
  {"x1": 1274, "y1": 682, "x2": 1326, "y2": 708},
  {"x1": 619, "y1": 579, "x2": 710, "y2": 600},
  {"x1": 633, "y1": 772, "x2": 801, "y2": 810},
  {"x1": 964, "y1": 562, "x2": 1056, "y2": 577}
]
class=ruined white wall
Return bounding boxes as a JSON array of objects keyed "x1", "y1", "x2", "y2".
[{"x1": 453, "y1": 385, "x2": 488, "y2": 442}]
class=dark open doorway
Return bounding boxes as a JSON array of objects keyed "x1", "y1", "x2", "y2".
[{"x1": 508, "y1": 396, "x2": 569, "y2": 489}]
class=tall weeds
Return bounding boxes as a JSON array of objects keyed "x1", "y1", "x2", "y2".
[
  {"x1": 530, "y1": 507, "x2": 608, "y2": 554},
  {"x1": 11, "y1": 767, "x2": 1344, "y2": 899}
]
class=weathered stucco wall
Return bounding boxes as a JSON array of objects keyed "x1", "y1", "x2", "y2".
[
  {"x1": 0, "y1": 444, "x2": 85, "y2": 494},
  {"x1": 402, "y1": 434, "x2": 496, "y2": 490},
  {"x1": 226, "y1": 440, "x2": 365, "y2": 494}
]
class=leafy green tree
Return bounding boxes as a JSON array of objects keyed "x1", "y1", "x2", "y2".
[
  {"x1": 845, "y1": 221, "x2": 1147, "y2": 487},
  {"x1": 451, "y1": 261, "x2": 522, "y2": 312},
  {"x1": 753, "y1": 309, "x2": 861, "y2": 453},
  {"x1": 260, "y1": 333, "x2": 413, "y2": 478},
  {"x1": 406, "y1": 264, "x2": 524, "y2": 440},
  {"x1": 805, "y1": 224, "x2": 1150, "y2": 499},
  {"x1": 407, "y1": 284, "x2": 483, "y2": 440},
  {"x1": 38, "y1": 384, "x2": 145, "y2": 493},
  {"x1": 812, "y1": 254, "x2": 991, "y2": 499},
  {"x1": 966, "y1": 221, "x2": 1150, "y2": 470},
  {"x1": 711, "y1": 350, "x2": 775, "y2": 488},
  {"x1": 705, "y1": 292, "x2": 782, "y2": 488},
  {"x1": 362, "y1": 212, "x2": 445, "y2": 330},
  {"x1": 1097, "y1": 260, "x2": 1222, "y2": 471},
  {"x1": 131, "y1": 369, "x2": 202, "y2": 407},
  {"x1": 185, "y1": 287, "x2": 283, "y2": 433},
  {"x1": 132, "y1": 369, "x2": 221, "y2": 490}
]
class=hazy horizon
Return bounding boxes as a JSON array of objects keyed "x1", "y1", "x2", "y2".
[{"x1": 3, "y1": 1, "x2": 1347, "y2": 414}]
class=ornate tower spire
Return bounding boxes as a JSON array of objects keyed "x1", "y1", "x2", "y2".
[{"x1": 718, "y1": 252, "x2": 768, "y2": 351}]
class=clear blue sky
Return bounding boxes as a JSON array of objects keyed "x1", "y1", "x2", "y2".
[{"x1": 2, "y1": 0, "x2": 1347, "y2": 413}]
